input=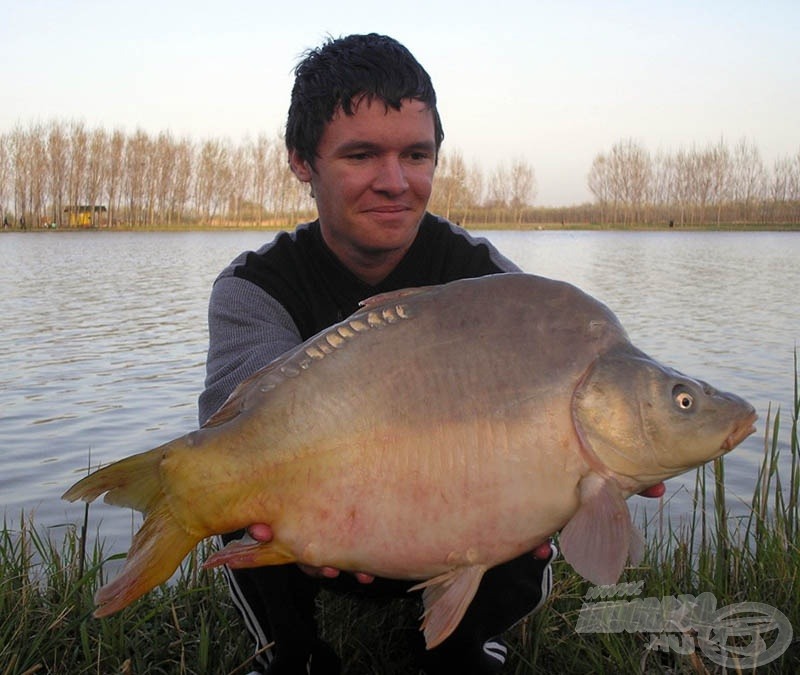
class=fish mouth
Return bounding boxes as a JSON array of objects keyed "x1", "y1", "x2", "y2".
[{"x1": 722, "y1": 410, "x2": 758, "y2": 451}]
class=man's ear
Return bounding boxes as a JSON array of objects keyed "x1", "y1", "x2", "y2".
[{"x1": 288, "y1": 149, "x2": 313, "y2": 182}]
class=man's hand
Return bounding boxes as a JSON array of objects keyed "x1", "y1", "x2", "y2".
[
  {"x1": 532, "y1": 541, "x2": 554, "y2": 560},
  {"x1": 247, "y1": 523, "x2": 375, "y2": 584},
  {"x1": 247, "y1": 523, "x2": 274, "y2": 541}
]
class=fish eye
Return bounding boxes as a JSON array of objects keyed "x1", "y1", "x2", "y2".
[{"x1": 673, "y1": 386, "x2": 694, "y2": 411}]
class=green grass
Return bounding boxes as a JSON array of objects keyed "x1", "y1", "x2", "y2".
[
  {"x1": 0, "y1": 514, "x2": 253, "y2": 674},
  {"x1": 2, "y1": 365, "x2": 798, "y2": 674}
]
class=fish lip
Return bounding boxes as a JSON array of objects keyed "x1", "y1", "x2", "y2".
[{"x1": 721, "y1": 410, "x2": 758, "y2": 451}]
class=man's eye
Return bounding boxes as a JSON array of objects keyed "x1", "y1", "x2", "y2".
[{"x1": 407, "y1": 152, "x2": 435, "y2": 164}]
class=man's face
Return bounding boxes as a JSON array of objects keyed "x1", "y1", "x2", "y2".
[{"x1": 289, "y1": 97, "x2": 437, "y2": 283}]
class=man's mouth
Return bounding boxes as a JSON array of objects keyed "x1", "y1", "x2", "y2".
[{"x1": 365, "y1": 204, "x2": 409, "y2": 214}]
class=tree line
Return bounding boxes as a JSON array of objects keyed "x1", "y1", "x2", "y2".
[
  {"x1": 0, "y1": 120, "x2": 538, "y2": 229},
  {"x1": 0, "y1": 121, "x2": 310, "y2": 228},
  {"x1": 1, "y1": 120, "x2": 797, "y2": 229},
  {"x1": 587, "y1": 137, "x2": 800, "y2": 226}
]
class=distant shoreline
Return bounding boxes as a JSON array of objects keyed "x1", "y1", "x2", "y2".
[{"x1": 3, "y1": 222, "x2": 799, "y2": 234}]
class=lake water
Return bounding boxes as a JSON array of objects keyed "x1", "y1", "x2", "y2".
[{"x1": 1, "y1": 229, "x2": 797, "y2": 555}]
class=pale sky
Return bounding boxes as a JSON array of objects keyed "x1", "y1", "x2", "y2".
[{"x1": 3, "y1": 0, "x2": 798, "y2": 206}]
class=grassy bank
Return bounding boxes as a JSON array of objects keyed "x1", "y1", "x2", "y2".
[{"x1": 2, "y1": 376, "x2": 798, "y2": 674}]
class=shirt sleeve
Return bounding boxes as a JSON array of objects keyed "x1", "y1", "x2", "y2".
[
  {"x1": 443, "y1": 220, "x2": 522, "y2": 274},
  {"x1": 198, "y1": 274, "x2": 302, "y2": 425}
]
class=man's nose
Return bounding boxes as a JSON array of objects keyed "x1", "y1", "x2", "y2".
[{"x1": 372, "y1": 156, "x2": 408, "y2": 194}]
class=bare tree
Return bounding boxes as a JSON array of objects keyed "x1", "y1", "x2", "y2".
[
  {"x1": 611, "y1": 139, "x2": 651, "y2": 224},
  {"x1": 170, "y1": 138, "x2": 194, "y2": 224},
  {"x1": 769, "y1": 155, "x2": 794, "y2": 224},
  {"x1": 688, "y1": 145, "x2": 714, "y2": 224},
  {"x1": 508, "y1": 157, "x2": 537, "y2": 223},
  {"x1": 67, "y1": 121, "x2": 89, "y2": 221},
  {"x1": 228, "y1": 142, "x2": 253, "y2": 225},
  {"x1": 124, "y1": 130, "x2": 152, "y2": 226},
  {"x1": 431, "y1": 149, "x2": 471, "y2": 222},
  {"x1": 791, "y1": 148, "x2": 800, "y2": 224},
  {"x1": 250, "y1": 134, "x2": 274, "y2": 225},
  {"x1": 466, "y1": 160, "x2": 485, "y2": 224},
  {"x1": 587, "y1": 153, "x2": 612, "y2": 223},
  {"x1": 105, "y1": 129, "x2": 126, "y2": 226},
  {"x1": 153, "y1": 131, "x2": 178, "y2": 225},
  {"x1": 85, "y1": 127, "x2": 108, "y2": 225},
  {"x1": 731, "y1": 137, "x2": 766, "y2": 222},
  {"x1": 46, "y1": 121, "x2": 68, "y2": 226},
  {"x1": 268, "y1": 138, "x2": 310, "y2": 225},
  {"x1": 27, "y1": 124, "x2": 48, "y2": 227},
  {"x1": 0, "y1": 133, "x2": 10, "y2": 223},
  {"x1": 650, "y1": 151, "x2": 676, "y2": 223},
  {"x1": 588, "y1": 140, "x2": 651, "y2": 224},
  {"x1": 487, "y1": 163, "x2": 510, "y2": 223},
  {"x1": 195, "y1": 138, "x2": 233, "y2": 224},
  {"x1": 10, "y1": 126, "x2": 31, "y2": 225},
  {"x1": 706, "y1": 139, "x2": 733, "y2": 225}
]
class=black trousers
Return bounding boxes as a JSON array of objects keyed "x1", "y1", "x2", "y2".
[{"x1": 222, "y1": 534, "x2": 553, "y2": 675}]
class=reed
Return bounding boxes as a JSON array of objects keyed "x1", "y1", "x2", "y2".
[
  {"x1": 2, "y1": 362, "x2": 797, "y2": 674},
  {"x1": 0, "y1": 515, "x2": 252, "y2": 674}
]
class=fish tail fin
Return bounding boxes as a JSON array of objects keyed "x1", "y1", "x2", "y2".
[
  {"x1": 62, "y1": 445, "x2": 166, "y2": 512},
  {"x1": 93, "y1": 499, "x2": 198, "y2": 616},
  {"x1": 63, "y1": 441, "x2": 200, "y2": 616}
]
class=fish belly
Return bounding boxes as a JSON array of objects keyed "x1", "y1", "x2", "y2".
[{"x1": 223, "y1": 408, "x2": 585, "y2": 580}]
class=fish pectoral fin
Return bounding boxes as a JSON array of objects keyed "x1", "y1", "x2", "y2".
[
  {"x1": 410, "y1": 564, "x2": 487, "y2": 649},
  {"x1": 559, "y1": 473, "x2": 639, "y2": 585},
  {"x1": 629, "y1": 521, "x2": 644, "y2": 566},
  {"x1": 203, "y1": 535, "x2": 296, "y2": 570}
]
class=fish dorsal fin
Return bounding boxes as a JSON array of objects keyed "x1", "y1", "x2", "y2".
[
  {"x1": 559, "y1": 473, "x2": 640, "y2": 585},
  {"x1": 202, "y1": 361, "x2": 286, "y2": 428},
  {"x1": 359, "y1": 286, "x2": 427, "y2": 308},
  {"x1": 204, "y1": 299, "x2": 417, "y2": 429},
  {"x1": 410, "y1": 564, "x2": 487, "y2": 649}
]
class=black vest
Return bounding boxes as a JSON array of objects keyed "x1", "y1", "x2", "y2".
[{"x1": 232, "y1": 214, "x2": 508, "y2": 340}]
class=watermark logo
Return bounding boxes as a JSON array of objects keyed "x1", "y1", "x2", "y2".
[{"x1": 576, "y1": 583, "x2": 793, "y2": 668}]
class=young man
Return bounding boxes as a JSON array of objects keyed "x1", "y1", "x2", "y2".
[{"x1": 199, "y1": 33, "x2": 661, "y2": 674}]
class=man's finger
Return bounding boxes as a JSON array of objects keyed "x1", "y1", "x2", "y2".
[
  {"x1": 638, "y1": 482, "x2": 666, "y2": 498},
  {"x1": 247, "y1": 523, "x2": 274, "y2": 542}
]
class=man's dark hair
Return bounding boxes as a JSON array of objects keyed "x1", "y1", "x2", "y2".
[{"x1": 285, "y1": 33, "x2": 444, "y2": 164}]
